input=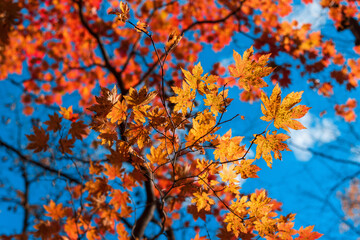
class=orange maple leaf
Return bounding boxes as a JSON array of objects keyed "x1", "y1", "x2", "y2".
[
  {"x1": 59, "y1": 106, "x2": 79, "y2": 122},
  {"x1": 260, "y1": 84, "x2": 310, "y2": 132},
  {"x1": 44, "y1": 200, "x2": 66, "y2": 220},
  {"x1": 107, "y1": 99, "x2": 127, "y2": 124},
  {"x1": 335, "y1": 98, "x2": 357, "y2": 122},
  {"x1": 103, "y1": 163, "x2": 123, "y2": 180},
  {"x1": 146, "y1": 145, "x2": 169, "y2": 165},
  {"x1": 136, "y1": 20, "x2": 148, "y2": 33},
  {"x1": 254, "y1": 131, "x2": 291, "y2": 168},
  {"x1": 26, "y1": 126, "x2": 49, "y2": 153},
  {"x1": 296, "y1": 226, "x2": 323, "y2": 239},
  {"x1": 109, "y1": 189, "x2": 131, "y2": 211},
  {"x1": 237, "y1": 159, "x2": 261, "y2": 179},
  {"x1": 229, "y1": 46, "x2": 273, "y2": 91}
]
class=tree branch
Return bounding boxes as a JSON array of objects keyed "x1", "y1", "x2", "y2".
[
  {"x1": 73, "y1": 0, "x2": 125, "y2": 94},
  {"x1": 0, "y1": 139, "x2": 81, "y2": 185},
  {"x1": 132, "y1": 166, "x2": 156, "y2": 240}
]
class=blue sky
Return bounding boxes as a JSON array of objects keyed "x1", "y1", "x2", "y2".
[{"x1": 196, "y1": 0, "x2": 360, "y2": 238}]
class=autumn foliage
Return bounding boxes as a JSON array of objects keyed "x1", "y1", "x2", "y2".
[
  {"x1": 2, "y1": 0, "x2": 360, "y2": 239},
  {"x1": 26, "y1": 48, "x2": 319, "y2": 239}
]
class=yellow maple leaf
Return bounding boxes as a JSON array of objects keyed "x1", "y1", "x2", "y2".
[
  {"x1": 254, "y1": 131, "x2": 290, "y2": 168},
  {"x1": 182, "y1": 62, "x2": 204, "y2": 91},
  {"x1": 260, "y1": 83, "x2": 311, "y2": 132},
  {"x1": 236, "y1": 159, "x2": 261, "y2": 179},
  {"x1": 165, "y1": 29, "x2": 182, "y2": 53},
  {"x1": 219, "y1": 163, "x2": 239, "y2": 185},
  {"x1": 213, "y1": 129, "x2": 245, "y2": 162},
  {"x1": 59, "y1": 106, "x2": 79, "y2": 121},
  {"x1": 229, "y1": 46, "x2": 272, "y2": 91},
  {"x1": 191, "y1": 191, "x2": 215, "y2": 211},
  {"x1": 169, "y1": 83, "x2": 196, "y2": 114},
  {"x1": 146, "y1": 145, "x2": 168, "y2": 165},
  {"x1": 109, "y1": 1, "x2": 130, "y2": 23},
  {"x1": 204, "y1": 89, "x2": 232, "y2": 116},
  {"x1": 185, "y1": 110, "x2": 218, "y2": 148}
]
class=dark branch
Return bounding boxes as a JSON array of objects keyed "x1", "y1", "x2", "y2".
[
  {"x1": 73, "y1": 0, "x2": 125, "y2": 94},
  {"x1": 0, "y1": 139, "x2": 81, "y2": 184}
]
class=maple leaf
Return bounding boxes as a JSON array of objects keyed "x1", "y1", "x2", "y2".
[
  {"x1": 116, "y1": 223, "x2": 130, "y2": 240},
  {"x1": 204, "y1": 89, "x2": 231, "y2": 116},
  {"x1": 109, "y1": 189, "x2": 131, "y2": 211},
  {"x1": 276, "y1": 222, "x2": 297, "y2": 239},
  {"x1": 253, "y1": 216, "x2": 277, "y2": 237},
  {"x1": 186, "y1": 110, "x2": 218, "y2": 148},
  {"x1": 182, "y1": 62, "x2": 204, "y2": 91},
  {"x1": 44, "y1": 113, "x2": 62, "y2": 132},
  {"x1": 169, "y1": 83, "x2": 196, "y2": 114},
  {"x1": 26, "y1": 126, "x2": 49, "y2": 153},
  {"x1": 187, "y1": 204, "x2": 209, "y2": 221},
  {"x1": 260, "y1": 84, "x2": 311, "y2": 132},
  {"x1": 229, "y1": 46, "x2": 273, "y2": 91},
  {"x1": 247, "y1": 190, "x2": 272, "y2": 219},
  {"x1": 125, "y1": 122, "x2": 151, "y2": 149},
  {"x1": 133, "y1": 104, "x2": 151, "y2": 124},
  {"x1": 216, "y1": 227, "x2": 238, "y2": 240},
  {"x1": 224, "y1": 210, "x2": 247, "y2": 237},
  {"x1": 254, "y1": 131, "x2": 290, "y2": 168},
  {"x1": 191, "y1": 191, "x2": 215, "y2": 211},
  {"x1": 107, "y1": 99, "x2": 127, "y2": 124},
  {"x1": 33, "y1": 220, "x2": 61, "y2": 240},
  {"x1": 44, "y1": 200, "x2": 65, "y2": 220},
  {"x1": 87, "y1": 87, "x2": 116, "y2": 118},
  {"x1": 219, "y1": 163, "x2": 239, "y2": 185},
  {"x1": 106, "y1": 141, "x2": 130, "y2": 166},
  {"x1": 59, "y1": 106, "x2": 79, "y2": 122},
  {"x1": 146, "y1": 145, "x2": 169, "y2": 165},
  {"x1": 165, "y1": 29, "x2": 182, "y2": 53},
  {"x1": 103, "y1": 163, "x2": 123, "y2": 180},
  {"x1": 89, "y1": 161, "x2": 104, "y2": 175},
  {"x1": 237, "y1": 159, "x2": 261, "y2": 179},
  {"x1": 136, "y1": 20, "x2": 148, "y2": 33},
  {"x1": 124, "y1": 86, "x2": 157, "y2": 107},
  {"x1": 64, "y1": 218, "x2": 82, "y2": 239},
  {"x1": 69, "y1": 120, "x2": 88, "y2": 140},
  {"x1": 296, "y1": 226, "x2": 323, "y2": 240},
  {"x1": 213, "y1": 129, "x2": 245, "y2": 162},
  {"x1": 109, "y1": 1, "x2": 130, "y2": 23},
  {"x1": 59, "y1": 137, "x2": 75, "y2": 155}
]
